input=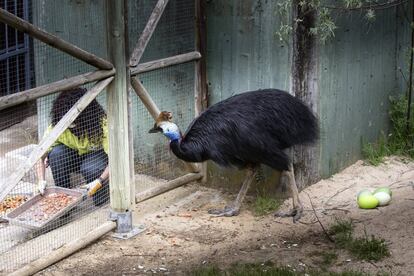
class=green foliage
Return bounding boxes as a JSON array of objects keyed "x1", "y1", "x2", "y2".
[
  {"x1": 362, "y1": 135, "x2": 389, "y2": 166},
  {"x1": 363, "y1": 95, "x2": 414, "y2": 165},
  {"x1": 189, "y1": 263, "x2": 373, "y2": 276},
  {"x1": 387, "y1": 96, "x2": 414, "y2": 156},
  {"x1": 253, "y1": 194, "x2": 282, "y2": 216},
  {"x1": 349, "y1": 234, "x2": 390, "y2": 262},
  {"x1": 329, "y1": 219, "x2": 354, "y2": 248},
  {"x1": 275, "y1": 0, "x2": 406, "y2": 44},
  {"x1": 329, "y1": 219, "x2": 390, "y2": 262},
  {"x1": 191, "y1": 266, "x2": 222, "y2": 276}
]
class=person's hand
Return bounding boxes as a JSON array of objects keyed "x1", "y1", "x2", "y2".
[
  {"x1": 35, "y1": 180, "x2": 47, "y2": 195},
  {"x1": 83, "y1": 179, "x2": 103, "y2": 197},
  {"x1": 44, "y1": 157, "x2": 49, "y2": 168}
]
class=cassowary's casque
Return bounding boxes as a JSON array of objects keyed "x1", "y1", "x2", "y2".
[{"x1": 149, "y1": 89, "x2": 318, "y2": 220}]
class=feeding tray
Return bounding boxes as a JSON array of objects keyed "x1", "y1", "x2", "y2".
[
  {"x1": 0, "y1": 194, "x2": 30, "y2": 223},
  {"x1": 6, "y1": 187, "x2": 84, "y2": 230}
]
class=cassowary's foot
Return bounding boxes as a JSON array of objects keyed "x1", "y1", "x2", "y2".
[
  {"x1": 208, "y1": 205, "x2": 240, "y2": 217},
  {"x1": 274, "y1": 205, "x2": 303, "y2": 223}
]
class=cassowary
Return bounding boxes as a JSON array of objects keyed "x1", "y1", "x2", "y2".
[{"x1": 149, "y1": 89, "x2": 318, "y2": 221}]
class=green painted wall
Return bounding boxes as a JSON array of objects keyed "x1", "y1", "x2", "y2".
[
  {"x1": 318, "y1": 8, "x2": 401, "y2": 177},
  {"x1": 206, "y1": 0, "x2": 291, "y2": 105},
  {"x1": 205, "y1": 0, "x2": 291, "y2": 192}
]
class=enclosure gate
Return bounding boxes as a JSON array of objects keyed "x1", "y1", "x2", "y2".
[{"x1": 0, "y1": 0, "x2": 206, "y2": 274}]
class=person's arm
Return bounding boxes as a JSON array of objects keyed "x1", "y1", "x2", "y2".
[
  {"x1": 35, "y1": 156, "x2": 48, "y2": 194},
  {"x1": 84, "y1": 165, "x2": 109, "y2": 197},
  {"x1": 98, "y1": 165, "x2": 109, "y2": 183}
]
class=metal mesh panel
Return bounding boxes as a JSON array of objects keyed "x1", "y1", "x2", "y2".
[
  {"x1": 0, "y1": 1, "x2": 109, "y2": 273},
  {"x1": 128, "y1": 0, "x2": 195, "y2": 62},
  {"x1": 0, "y1": 0, "x2": 197, "y2": 273},
  {"x1": 133, "y1": 62, "x2": 196, "y2": 184},
  {"x1": 129, "y1": 0, "x2": 197, "y2": 188}
]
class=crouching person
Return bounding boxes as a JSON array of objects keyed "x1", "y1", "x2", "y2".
[{"x1": 36, "y1": 87, "x2": 109, "y2": 206}]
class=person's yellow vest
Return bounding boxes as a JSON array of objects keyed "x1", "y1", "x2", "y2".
[{"x1": 44, "y1": 118, "x2": 109, "y2": 155}]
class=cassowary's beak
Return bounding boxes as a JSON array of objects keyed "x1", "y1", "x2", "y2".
[{"x1": 148, "y1": 125, "x2": 162, "y2": 133}]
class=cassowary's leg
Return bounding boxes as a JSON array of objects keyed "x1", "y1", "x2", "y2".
[
  {"x1": 274, "y1": 163, "x2": 303, "y2": 222},
  {"x1": 208, "y1": 166, "x2": 258, "y2": 217}
]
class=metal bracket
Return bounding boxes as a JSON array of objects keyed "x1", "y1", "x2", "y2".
[{"x1": 109, "y1": 210, "x2": 146, "y2": 239}]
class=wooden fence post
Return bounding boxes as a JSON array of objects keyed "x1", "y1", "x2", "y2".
[
  {"x1": 195, "y1": 0, "x2": 208, "y2": 182},
  {"x1": 106, "y1": 0, "x2": 134, "y2": 220}
]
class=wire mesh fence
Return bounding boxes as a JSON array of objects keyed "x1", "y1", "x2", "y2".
[
  {"x1": 0, "y1": 0, "x2": 198, "y2": 273},
  {"x1": 130, "y1": 0, "x2": 197, "y2": 187}
]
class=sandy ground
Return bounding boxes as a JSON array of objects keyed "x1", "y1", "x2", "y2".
[{"x1": 28, "y1": 156, "x2": 414, "y2": 276}]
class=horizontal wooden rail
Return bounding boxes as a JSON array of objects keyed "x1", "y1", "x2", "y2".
[
  {"x1": 130, "y1": 51, "x2": 201, "y2": 76},
  {"x1": 135, "y1": 173, "x2": 202, "y2": 203},
  {"x1": 131, "y1": 77, "x2": 161, "y2": 120},
  {"x1": 0, "y1": 69, "x2": 115, "y2": 111},
  {"x1": 9, "y1": 221, "x2": 116, "y2": 276},
  {"x1": 0, "y1": 8, "x2": 113, "y2": 70},
  {"x1": 0, "y1": 77, "x2": 113, "y2": 203},
  {"x1": 129, "y1": 0, "x2": 170, "y2": 66}
]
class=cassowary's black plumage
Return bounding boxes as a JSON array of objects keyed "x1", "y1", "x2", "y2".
[{"x1": 168, "y1": 89, "x2": 318, "y2": 171}]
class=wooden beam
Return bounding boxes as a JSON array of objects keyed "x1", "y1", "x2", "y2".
[
  {"x1": 195, "y1": 0, "x2": 208, "y2": 182},
  {"x1": 0, "y1": 77, "x2": 113, "y2": 203},
  {"x1": 0, "y1": 8, "x2": 113, "y2": 70},
  {"x1": 129, "y1": 0, "x2": 170, "y2": 67},
  {"x1": 0, "y1": 69, "x2": 115, "y2": 111},
  {"x1": 130, "y1": 77, "x2": 161, "y2": 120},
  {"x1": 135, "y1": 173, "x2": 202, "y2": 203},
  {"x1": 130, "y1": 51, "x2": 201, "y2": 76},
  {"x1": 9, "y1": 221, "x2": 116, "y2": 276},
  {"x1": 106, "y1": 0, "x2": 134, "y2": 213},
  {"x1": 130, "y1": 77, "x2": 200, "y2": 173}
]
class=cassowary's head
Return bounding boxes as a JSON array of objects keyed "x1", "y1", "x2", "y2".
[{"x1": 149, "y1": 111, "x2": 181, "y2": 141}]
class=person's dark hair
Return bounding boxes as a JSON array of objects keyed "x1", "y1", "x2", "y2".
[{"x1": 51, "y1": 87, "x2": 106, "y2": 142}]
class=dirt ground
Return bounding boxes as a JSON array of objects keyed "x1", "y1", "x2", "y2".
[{"x1": 36, "y1": 157, "x2": 414, "y2": 276}]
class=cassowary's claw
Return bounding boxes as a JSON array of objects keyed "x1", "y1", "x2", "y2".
[
  {"x1": 208, "y1": 205, "x2": 240, "y2": 217},
  {"x1": 274, "y1": 206, "x2": 303, "y2": 223}
]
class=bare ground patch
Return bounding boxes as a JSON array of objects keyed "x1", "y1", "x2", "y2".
[{"x1": 37, "y1": 157, "x2": 414, "y2": 276}]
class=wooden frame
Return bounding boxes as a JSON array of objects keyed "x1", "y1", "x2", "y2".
[
  {"x1": 129, "y1": 0, "x2": 170, "y2": 67},
  {"x1": 9, "y1": 221, "x2": 116, "y2": 276},
  {"x1": 128, "y1": 0, "x2": 208, "y2": 201},
  {"x1": 195, "y1": 0, "x2": 208, "y2": 182},
  {"x1": 130, "y1": 51, "x2": 201, "y2": 76},
  {"x1": 106, "y1": 0, "x2": 134, "y2": 212},
  {"x1": 0, "y1": 69, "x2": 115, "y2": 111},
  {"x1": 0, "y1": 1, "x2": 209, "y2": 273},
  {"x1": 135, "y1": 173, "x2": 202, "y2": 203}
]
